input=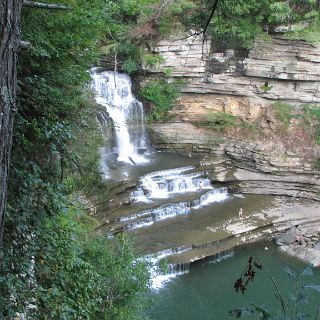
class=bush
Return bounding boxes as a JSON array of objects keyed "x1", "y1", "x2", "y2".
[
  {"x1": 140, "y1": 79, "x2": 184, "y2": 121},
  {"x1": 207, "y1": 111, "x2": 238, "y2": 130},
  {"x1": 302, "y1": 104, "x2": 320, "y2": 145},
  {"x1": 0, "y1": 208, "x2": 150, "y2": 319},
  {"x1": 143, "y1": 53, "x2": 165, "y2": 69},
  {"x1": 314, "y1": 159, "x2": 320, "y2": 170},
  {"x1": 0, "y1": 1, "x2": 152, "y2": 318},
  {"x1": 230, "y1": 257, "x2": 320, "y2": 319},
  {"x1": 272, "y1": 102, "x2": 294, "y2": 128}
]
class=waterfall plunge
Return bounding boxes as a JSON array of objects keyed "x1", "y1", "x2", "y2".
[{"x1": 91, "y1": 70, "x2": 149, "y2": 164}]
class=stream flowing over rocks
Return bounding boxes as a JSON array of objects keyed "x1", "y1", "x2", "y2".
[{"x1": 91, "y1": 63, "x2": 320, "y2": 289}]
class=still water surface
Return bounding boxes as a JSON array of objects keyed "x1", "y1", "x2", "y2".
[{"x1": 148, "y1": 242, "x2": 320, "y2": 320}]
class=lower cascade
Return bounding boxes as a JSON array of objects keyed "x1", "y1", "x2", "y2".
[
  {"x1": 91, "y1": 71, "x2": 236, "y2": 289},
  {"x1": 120, "y1": 188, "x2": 229, "y2": 231},
  {"x1": 92, "y1": 70, "x2": 308, "y2": 296},
  {"x1": 132, "y1": 166, "x2": 213, "y2": 201}
]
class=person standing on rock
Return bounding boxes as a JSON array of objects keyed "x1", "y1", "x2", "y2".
[
  {"x1": 294, "y1": 225, "x2": 304, "y2": 245},
  {"x1": 239, "y1": 208, "x2": 243, "y2": 219}
]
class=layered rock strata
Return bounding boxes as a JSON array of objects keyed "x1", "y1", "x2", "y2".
[
  {"x1": 142, "y1": 33, "x2": 320, "y2": 200},
  {"x1": 148, "y1": 34, "x2": 320, "y2": 104}
]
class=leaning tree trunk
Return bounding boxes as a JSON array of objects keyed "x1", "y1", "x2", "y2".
[{"x1": 0, "y1": 0, "x2": 22, "y2": 250}]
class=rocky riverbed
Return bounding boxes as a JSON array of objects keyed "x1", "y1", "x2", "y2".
[
  {"x1": 95, "y1": 30, "x2": 320, "y2": 269},
  {"x1": 94, "y1": 151, "x2": 320, "y2": 268}
]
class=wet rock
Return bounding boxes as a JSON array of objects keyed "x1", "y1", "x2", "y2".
[
  {"x1": 276, "y1": 227, "x2": 297, "y2": 245},
  {"x1": 313, "y1": 241, "x2": 320, "y2": 250}
]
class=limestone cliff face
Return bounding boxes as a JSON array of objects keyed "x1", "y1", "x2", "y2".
[
  {"x1": 151, "y1": 35, "x2": 320, "y2": 103},
  {"x1": 145, "y1": 33, "x2": 320, "y2": 149},
  {"x1": 142, "y1": 33, "x2": 320, "y2": 196},
  {"x1": 146, "y1": 34, "x2": 320, "y2": 126}
]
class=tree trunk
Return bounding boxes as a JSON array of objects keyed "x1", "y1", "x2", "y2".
[{"x1": 0, "y1": 0, "x2": 22, "y2": 249}]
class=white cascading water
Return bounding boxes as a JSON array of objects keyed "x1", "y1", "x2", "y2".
[
  {"x1": 142, "y1": 247, "x2": 190, "y2": 290},
  {"x1": 91, "y1": 70, "x2": 148, "y2": 164},
  {"x1": 132, "y1": 166, "x2": 212, "y2": 200},
  {"x1": 90, "y1": 70, "x2": 242, "y2": 291},
  {"x1": 125, "y1": 188, "x2": 228, "y2": 230},
  {"x1": 191, "y1": 188, "x2": 228, "y2": 209},
  {"x1": 207, "y1": 249, "x2": 235, "y2": 264}
]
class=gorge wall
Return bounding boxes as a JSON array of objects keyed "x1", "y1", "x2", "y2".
[{"x1": 140, "y1": 33, "x2": 320, "y2": 199}]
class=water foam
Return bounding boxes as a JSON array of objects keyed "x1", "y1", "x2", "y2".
[{"x1": 91, "y1": 70, "x2": 149, "y2": 165}]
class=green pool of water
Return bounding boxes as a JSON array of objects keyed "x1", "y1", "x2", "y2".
[{"x1": 148, "y1": 241, "x2": 320, "y2": 320}]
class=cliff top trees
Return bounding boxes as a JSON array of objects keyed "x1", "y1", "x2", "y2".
[{"x1": 0, "y1": 0, "x2": 71, "y2": 251}]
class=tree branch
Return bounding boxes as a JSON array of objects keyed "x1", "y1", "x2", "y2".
[
  {"x1": 23, "y1": 0, "x2": 70, "y2": 10},
  {"x1": 202, "y1": 0, "x2": 220, "y2": 41},
  {"x1": 177, "y1": 0, "x2": 220, "y2": 58},
  {"x1": 19, "y1": 41, "x2": 32, "y2": 50}
]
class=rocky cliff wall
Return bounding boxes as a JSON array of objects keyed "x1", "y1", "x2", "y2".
[
  {"x1": 150, "y1": 34, "x2": 320, "y2": 104},
  {"x1": 145, "y1": 32, "x2": 320, "y2": 148},
  {"x1": 142, "y1": 33, "x2": 320, "y2": 198},
  {"x1": 145, "y1": 33, "x2": 320, "y2": 124}
]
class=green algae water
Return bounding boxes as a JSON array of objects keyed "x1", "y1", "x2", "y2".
[{"x1": 148, "y1": 241, "x2": 320, "y2": 320}]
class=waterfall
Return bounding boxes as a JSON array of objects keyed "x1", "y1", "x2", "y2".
[
  {"x1": 205, "y1": 249, "x2": 235, "y2": 264},
  {"x1": 136, "y1": 166, "x2": 212, "y2": 199},
  {"x1": 191, "y1": 188, "x2": 228, "y2": 208},
  {"x1": 120, "y1": 188, "x2": 229, "y2": 231},
  {"x1": 140, "y1": 246, "x2": 191, "y2": 290},
  {"x1": 91, "y1": 69, "x2": 149, "y2": 165},
  {"x1": 168, "y1": 262, "x2": 190, "y2": 274}
]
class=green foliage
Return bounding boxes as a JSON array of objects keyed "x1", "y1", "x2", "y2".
[
  {"x1": 1, "y1": 1, "x2": 151, "y2": 318},
  {"x1": 156, "y1": 0, "x2": 197, "y2": 35},
  {"x1": 314, "y1": 159, "x2": 320, "y2": 170},
  {"x1": 207, "y1": 111, "x2": 238, "y2": 130},
  {"x1": 200, "y1": 0, "x2": 272, "y2": 49},
  {"x1": 302, "y1": 104, "x2": 320, "y2": 144},
  {"x1": 289, "y1": 19, "x2": 320, "y2": 43},
  {"x1": 140, "y1": 79, "x2": 184, "y2": 121},
  {"x1": 1, "y1": 208, "x2": 150, "y2": 319},
  {"x1": 175, "y1": 0, "x2": 320, "y2": 49},
  {"x1": 260, "y1": 84, "x2": 273, "y2": 93},
  {"x1": 96, "y1": 0, "x2": 176, "y2": 74},
  {"x1": 269, "y1": 0, "x2": 320, "y2": 26},
  {"x1": 163, "y1": 67, "x2": 173, "y2": 77},
  {"x1": 268, "y1": 1, "x2": 295, "y2": 25},
  {"x1": 272, "y1": 102, "x2": 294, "y2": 128},
  {"x1": 207, "y1": 0, "x2": 319, "y2": 49},
  {"x1": 143, "y1": 53, "x2": 165, "y2": 68},
  {"x1": 122, "y1": 58, "x2": 140, "y2": 74},
  {"x1": 230, "y1": 264, "x2": 320, "y2": 319},
  {"x1": 65, "y1": 104, "x2": 107, "y2": 197},
  {"x1": 118, "y1": 42, "x2": 144, "y2": 74}
]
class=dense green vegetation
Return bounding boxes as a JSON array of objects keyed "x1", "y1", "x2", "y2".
[
  {"x1": 302, "y1": 104, "x2": 320, "y2": 145},
  {"x1": 0, "y1": 1, "x2": 151, "y2": 318},
  {"x1": 174, "y1": 0, "x2": 320, "y2": 49},
  {"x1": 140, "y1": 79, "x2": 184, "y2": 121},
  {"x1": 271, "y1": 102, "x2": 320, "y2": 145},
  {"x1": 1, "y1": 0, "x2": 320, "y2": 318},
  {"x1": 207, "y1": 111, "x2": 238, "y2": 130}
]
